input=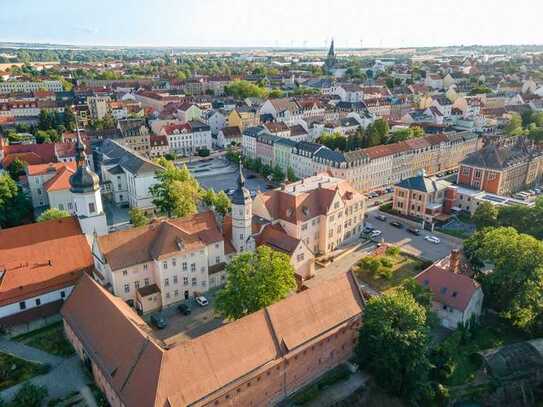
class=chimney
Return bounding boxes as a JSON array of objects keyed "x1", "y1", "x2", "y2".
[{"x1": 449, "y1": 249, "x2": 460, "y2": 274}]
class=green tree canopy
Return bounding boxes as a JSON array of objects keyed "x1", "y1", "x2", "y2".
[
  {"x1": 6, "y1": 158, "x2": 26, "y2": 181},
  {"x1": 129, "y1": 207, "x2": 150, "y2": 227},
  {"x1": 355, "y1": 290, "x2": 432, "y2": 400},
  {"x1": 471, "y1": 201, "x2": 499, "y2": 229},
  {"x1": 224, "y1": 80, "x2": 268, "y2": 99},
  {"x1": 215, "y1": 246, "x2": 297, "y2": 320},
  {"x1": 150, "y1": 159, "x2": 200, "y2": 218},
  {"x1": 37, "y1": 208, "x2": 70, "y2": 222},
  {"x1": 465, "y1": 227, "x2": 543, "y2": 333},
  {"x1": 0, "y1": 174, "x2": 32, "y2": 228}
]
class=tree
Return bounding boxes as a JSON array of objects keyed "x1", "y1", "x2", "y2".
[
  {"x1": 400, "y1": 278, "x2": 433, "y2": 312},
  {"x1": 471, "y1": 201, "x2": 499, "y2": 229},
  {"x1": 287, "y1": 167, "x2": 297, "y2": 182},
  {"x1": 6, "y1": 158, "x2": 26, "y2": 181},
  {"x1": 505, "y1": 112, "x2": 524, "y2": 136},
  {"x1": 150, "y1": 159, "x2": 200, "y2": 218},
  {"x1": 129, "y1": 208, "x2": 150, "y2": 227},
  {"x1": 215, "y1": 246, "x2": 297, "y2": 320},
  {"x1": 224, "y1": 80, "x2": 268, "y2": 99},
  {"x1": 202, "y1": 188, "x2": 231, "y2": 216},
  {"x1": 466, "y1": 227, "x2": 543, "y2": 333},
  {"x1": 271, "y1": 165, "x2": 285, "y2": 183},
  {"x1": 37, "y1": 208, "x2": 70, "y2": 222},
  {"x1": 0, "y1": 174, "x2": 32, "y2": 228},
  {"x1": 355, "y1": 290, "x2": 432, "y2": 401}
]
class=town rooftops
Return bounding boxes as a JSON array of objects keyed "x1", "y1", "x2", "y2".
[
  {"x1": 221, "y1": 126, "x2": 242, "y2": 139},
  {"x1": 61, "y1": 270, "x2": 364, "y2": 407},
  {"x1": 100, "y1": 139, "x2": 162, "y2": 175},
  {"x1": 0, "y1": 217, "x2": 93, "y2": 308},
  {"x1": 461, "y1": 139, "x2": 542, "y2": 171},
  {"x1": 396, "y1": 173, "x2": 451, "y2": 193},
  {"x1": 96, "y1": 211, "x2": 223, "y2": 270}
]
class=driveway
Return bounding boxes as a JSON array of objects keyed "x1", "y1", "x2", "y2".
[{"x1": 147, "y1": 290, "x2": 224, "y2": 344}]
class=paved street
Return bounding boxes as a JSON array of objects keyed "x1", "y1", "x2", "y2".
[
  {"x1": 193, "y1": 160, "x2": 271, "y2": 194},
  {"x1": 365, "y1": 207, "x2": 463, "y2": 261}
]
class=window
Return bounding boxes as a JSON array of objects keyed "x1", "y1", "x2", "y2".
[
  {"x1": 216, "y1": 256, "x2": 221, "y2": 264},
  {"x1": 172, "y1": 258, "x2": 177, "y2": 267},
  {"x1": 301, "y1": 223, "x2": 308, "y2": 231},
  {"x1": 60, "y1": 291, "x2": 66, "y2": 299},
  {"x1": 58, "y1": 203, "x2": 64, "y2": 211},
  {"x1": 164, "y1": 278, "x2": 169, "y2": 287},
  {"x1": 191, "y1": 263, "x2": 196, "y2": 272},
  {"x1": 173, "y1": 275, "x2": 178, "y2": 284},
  {"x1": 135, "y1": 281, "x2": 140, "y2": 289},
  {"x1": 183, "y1": 277, "x2": 189, "y2": 285},
  {"x1": 124, "y1": 284, "x2": 130, "y2": 293},
  {"x1": 35, "y1": 298, "x2": 41, "y2": 306},
  {"x1": 192, "y1": 277, "x2": 197, "y2": 286},
  {"x1": 143, "y1": 264, "x2": 148, "y2": 271},
  {"x1": 89, "y1": 202, "x2": 96, "y2": 213},
  {"x1": 144, "y1": 278, "x2": 150, "y2": 286},
  {"x1": 166, "y1": 292, "x2": 170, "y2": 299},
  {"x1": 297, "y1": 253, "x2": 304, "y2": 262},
  {"x1": 19, "y1": 301, "x2": 26, "y2": 310},
  {"x1": 163, "y1": 262, "x2": 168, "y2": 270},
  {"x1": 182, "y1": 262, "x2": 187, "y2": 271},
  {"x1": 334, "y1": 202, "x2": 340, "y2": 209},
  {"x1": 440, "y1": 287, "x2": 447, "y2": 294},
  {"x1": 122, "y1": 270, "x2": 127, "y2": 276},
  {"x1": 174, "y1": 290, "x2": 179, "y2": 297},
  {"x1": 68, "y1": 202, "x2": 73, "y2": 210}
]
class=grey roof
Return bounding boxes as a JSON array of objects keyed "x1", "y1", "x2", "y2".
[
  {"x1": 396, "y1": 174, "x2": 450, "y2": 193},
  {"x1": 340, "y1": 117, "x2": 360, "y2": 127},
  {"x1": 461, "y1": 140, "x2": 542, "y2": 171},
  {"x1": 100, "y1": 139, "x2": 162, "y2": 175},
  {"x1": 314, "y1": 148, "x2": 346, "y2": 163},
  {"x1": 295, "y1": 141, "x2": 323, "y2": 155},
  {"x1": 189, "y1": 120, "x2": 211, "y2": 132},
  {"x1": 243, "y1": 126, "x2": 265, "y2": 138},
  {"x1": 107, "y1": 165, "x2": 125, "y2": 175},
  {"x1": 274, "y1": 138, "x2": 298, "y2": 148}
]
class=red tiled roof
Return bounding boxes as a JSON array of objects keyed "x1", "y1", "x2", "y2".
[
  {"x1": 415, "y1": 263, "x2": 480, "y2": 311},
  {"x1": 0, "y1": 217, "x2": 93, "y2": 307},
  {"x1": 43, "y1": 165, "x2": 75, "y2": 192}
]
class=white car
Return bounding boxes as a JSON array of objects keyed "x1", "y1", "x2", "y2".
[
  {"x1": 195, "y1": 296, "x2": 209, "y2": 306},
  {"x1": 424, "y1": 235, "x2": 441, "y2": 244}
]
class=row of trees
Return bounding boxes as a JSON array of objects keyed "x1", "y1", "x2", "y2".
[
  {"x1": 0, "y1": 173, "x2": 32, "y2": 228},
  {"x1": 317, "y1": 119, "x2": 420, "y2": 153},
  {"x1": 471, "y1": 197, "x2": 543, "y2": 240},
  {"x1": 505, "y1": 111, "x2": 543, "y2": 142},
  {"x1": 224, "y1": 80, "x2": 283, "y2": 99}
]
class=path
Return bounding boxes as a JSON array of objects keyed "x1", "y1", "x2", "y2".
[
  {"x1": 306, "y1": 372, "x2": 368, "y2": 407},
  {"x1": 0, "y1": 337, "x2": 95, "y2": 405}
]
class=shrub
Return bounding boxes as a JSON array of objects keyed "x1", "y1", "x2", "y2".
[
  {"x1": 10, "y1": 383, "x2": 48, "y2": 407},
  {"x1": 378, "y1": 266, "x2": 393, "y2": 280},
  {"x1": 380, "y1": 257, "x2": 393, "y2": 268},
  {"x1": 293, "y1": 384, "x2": 319, "y2": 405},
  {"x1": 197, "y1": 148, "x2": 210, "y2": 157},
  {"x1": 385, "y1": 246, "x2": 401, "y2": 257}
]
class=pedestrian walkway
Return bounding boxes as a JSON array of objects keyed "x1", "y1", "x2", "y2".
[
  {"x1": 0, "y1": 337, "x2": 94, "y2": 405},
  {"x1": 0, "y1": 337, "x2": 63, "y2": 366},
  {"x1": 306, "y1": 372, "x2": 368, "y2": 407}
]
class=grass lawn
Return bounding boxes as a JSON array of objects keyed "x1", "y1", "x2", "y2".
[
  {"x1": 14, "y1": 322, "x2": 75, "y2": 357},
  {"x1": 437, "y1": 227, "x2": 473, "y2": 240},
  {"x1": 439, "y1": 313, "x2": 529, "y2": 387},
  {"x1": 0, "y1": 352, "x2": 48, "y2": 391},
  {"x1": 354, "y1": 252, "x2": 427, "y2": 292}
]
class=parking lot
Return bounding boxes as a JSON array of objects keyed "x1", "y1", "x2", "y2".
[
  {"x1": 364, "y1": 207, "x2": 463, "y2": 261},
  {"x1": 145, "y1": 290, "x2": 225, "y2": 345}
]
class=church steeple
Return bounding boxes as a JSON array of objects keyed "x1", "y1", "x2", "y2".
[
  {"x1": 325, "y1": 38, "x2": 336, "y2": 71},
  {"x1": 69, "y1": 129, "x2": 99, "y2": 194}
]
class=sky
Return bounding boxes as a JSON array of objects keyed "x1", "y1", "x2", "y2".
[{"x1": 1, "y1": 0, "x2": 543, "y2": 48}]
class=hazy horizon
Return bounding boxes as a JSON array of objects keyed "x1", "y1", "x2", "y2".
[{"x1": 1, "y1": 0, "x2": 543, "y2": 49}]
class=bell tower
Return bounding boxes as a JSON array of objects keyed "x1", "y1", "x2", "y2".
[{"x1": 230, "y1": 161, "x2": 253, "y2": 253}]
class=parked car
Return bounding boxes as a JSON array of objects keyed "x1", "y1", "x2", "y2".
[
  {"x1": 385, "y1": 187, "x2": 394, "y2": 193},
  {"x1": 177, "y1": 303, "x2": 191, "y2": 315},
  {"x1": 370, "y1": 230, "x2": 382, "y2": 238},
  {"x1": 195, "y1": 296, "x2": 209, "y2": 307},
  {"x1": 150, "y1": 313, "x2": 168, "y2": 329},
  {"x1": 407, "y1": 228, "x2": 421, "y2": 236},
  {"x1": 424, "y1": 235, "x2": 441, "y2": 244},
  {"x1": 390, "y1": 221, "x2": 403, "y2": 228},
  {"x1": 375, "y1": 214, "x2": 387, "y2": 221}
]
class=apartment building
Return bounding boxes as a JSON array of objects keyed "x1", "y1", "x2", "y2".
[
  {"x1": 87, "y1": 96, "x2": 111, "y2": 120},
  {"x1": 92, "y1": 211, "x2": 225, "y2": 313},
  {"x1": 26, "y1": 162, "x2": 77, "y2": 210},
  {"x1": 252, "y1": 173, "x2": 366, "y2": 256},
  {"x1": 61, "y1": 271, "x2": 363, "y2": 407},
  {"x1": 116, "y1": 119, "x2": 151, "y2": 155},
  {"x1": 98, "y1": 139, "x2": 162, "y2": 211},
  {"x1": 279, "y1": 132, "x2": 479, "y2": 193},
  {"x1": 0, "y1": 80, "x2": 63, "y2": 94},
  {"x1": 161, "y1": 121, "x2": 212, "y2": 155},
  {"x1": 457, "y1": 138, "x2": 543, "y2": 196}
]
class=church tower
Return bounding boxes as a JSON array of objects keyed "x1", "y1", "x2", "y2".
[
  {"x1": 69, "y1": 130, "x2": 108, "y2": 237},
  {"x1": 325, "y1": 39, "x2": 337, "y2": 72},
  {"x1": 230, "y1": 161, "x2": 254, "y2": 253}
]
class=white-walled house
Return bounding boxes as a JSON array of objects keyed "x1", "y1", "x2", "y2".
[{"x1": 415, "y1": 250, "x2": 483, "y2": 329}]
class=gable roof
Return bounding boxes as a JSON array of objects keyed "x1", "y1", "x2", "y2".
[
  {"x1": 0, "y1": 217, "x2": 93, "y2": 307},
  {"x1": 100, "y1": 139, "x2": 162, "y2": 175},
  {"x1": 62, "y1": 271, "x2": 363, "y2": 407},
  {"x1": 97, "y1": 211, "x2": 223, "y2": 270}
]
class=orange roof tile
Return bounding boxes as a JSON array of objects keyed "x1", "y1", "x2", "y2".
[
  {"x1": 0, "y1": 217, "x2": 93, "y2": 307},
  {"x1": 43, "y1": 165, "x2": 75, "y2": 192}
]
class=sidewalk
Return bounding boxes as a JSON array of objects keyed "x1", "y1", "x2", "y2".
[
  {"x1": 306, "y1": 372, "x2": 368, "y2": 407},
  {"x1": 0, "y1": 337, "x2": 63, "y2": 366}
]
